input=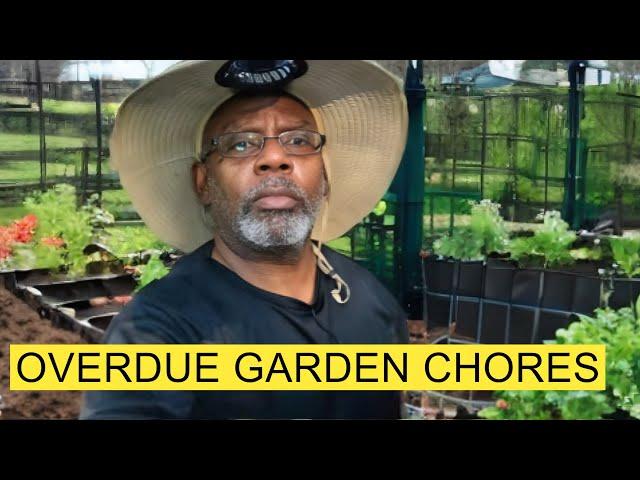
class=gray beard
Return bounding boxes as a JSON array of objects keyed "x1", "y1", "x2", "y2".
[{"x1": 207, "y1": 175, "x2": 326, "y2": 256}]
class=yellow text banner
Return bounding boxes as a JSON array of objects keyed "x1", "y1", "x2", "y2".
[{"x1": 9, "y1": 344, "x2": 605, "y2": 391}]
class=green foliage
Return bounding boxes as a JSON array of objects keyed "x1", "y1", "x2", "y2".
[
  {"x1": 0, "y1": 132, "x2": 87, "y2": 151},
  {"x1": 0, "y1": 205, "x2": 29, "y2": 225},
  {"x1": 135, "y1": 253, "x2": 170, "y2": 292},
  {"x1": 433, "y1": 199, "x2": 508, "y2": 261},
  {"x1": 608, "y1": 235, "x2": 640, "y2": 278},
  {"x1": 569, "y1": 246, "x2": 602, "y2": 261},
  {"x1": 9, "y1": 184, "x2": 93, "y2": 277},
  {"x1": 372, "y1": 200, "x2": 387, "y2": 216},
  {"x1": 42, "y1": 99, "x2": 120, "y2": 116},
  {"x1": 479, "y1": 302, "x2": 640, "y2": 420},
  {"x1": 422, "y1": 87, "x2": 640, "y2": 229},
  {"x1": 101, "y1": 225, "x2": 169, "y2": 259},
  {"x1": 10, "y1": 241, "x2": 65, "y2": 271},
  {"x1": 508, "y1": 211, "x2": 576, "y2": 268},
  {"x1": 479, "y1": 390, "x2": 612, "y2": 420}
]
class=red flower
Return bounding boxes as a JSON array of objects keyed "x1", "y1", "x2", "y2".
[
  {"x1": 11, "y1": 214, "x2": 38, "y2": 243},
  {"x1": 0, "y1": 214, "x2": 39, "y2": 260},
  {"x1": 496, "y1": 399, "x2": 509, "y2": 410},
  {"x1": 0, "y1": 226, "x2": 15, "y2": 260}
]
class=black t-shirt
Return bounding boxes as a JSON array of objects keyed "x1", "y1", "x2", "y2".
[{"x1": 80, "y1": 239, "x2": 409, "y2": 419}]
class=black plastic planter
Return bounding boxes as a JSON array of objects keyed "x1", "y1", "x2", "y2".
[
  {"x1": 423, "y1": 257, "x2": 640, "y2": 344},
  {"x1": 508, "y1": 307, "x2": 536, "y2": 344},
  {"x1": 455, "y1": 299, "x2": 480, "y2": 340},
  {"x1": 2, "y1": 267, "x2": 136, "y2": 343},
  {"x1": 425, "y1": 258, "x2": 455, "y2": 294},
  {"x1": 572, "y1": 275, "x2": 603, "y2": 315},
  {"x1": 535, "y1": 311, "x2": 572, "y2": 343},
  {"x1": 457, "y1": 261, "x2": 484, "y2": 297},
  {"x1": 0, "y1": 270, "x2": 16, "y2": 290},
  {"x1": 541, "y1": 270, "x2": 575, "y2": 311},
  {"x1": 511, "y1": 269, "x2": 543, "y2": 307},
  {"x1": 609, "y1": 278, "x2": 640, "y2": 310},
  {"x1": 484, "y1": 259, "x2": 516, "y2": 302},
  {"x1": 87, "y1": 315, "x2": 113, "y2": 331},
  {"x1": 479, "y1": 303, "x2": 509, "y2": 343},
  {"x1": 26, "y1": 276, "x2": 135, "y2": 306}
]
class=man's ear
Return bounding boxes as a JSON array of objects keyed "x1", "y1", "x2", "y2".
[
  {"x1": 192, "y1": 161, "x2": 211, "y2": 205},
  {"x1": 322, "y1": 164, "x2": 330, "y2": 198}
]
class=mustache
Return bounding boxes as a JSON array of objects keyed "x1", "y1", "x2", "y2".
[{"x1": 243, "y1": 177, "x2": 309, "y2": 206}]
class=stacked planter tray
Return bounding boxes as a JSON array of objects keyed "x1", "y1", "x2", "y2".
[
  {"x1": 423, "y1": 256, "x2": 640, "y2": 344},
  {"x1": 419, "y1": 256, "x2": 640, "y2": 416},
  {"x1": 3, "y1": 268, "x2": 137, "y2": 343}
]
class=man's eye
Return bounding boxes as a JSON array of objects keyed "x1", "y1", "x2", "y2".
[
  {"x1": 232, "y1": 141, "x2": 248, "y2": 152},
  {"x1": 287, "y1": 135, "x2": 311, "y2": 146}
]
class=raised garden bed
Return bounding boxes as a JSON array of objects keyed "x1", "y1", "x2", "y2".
[
  {"x1": 1, "y1": 267, "x2": 137, "y2": 343},
  {"x1": 422, "y1": 256, "x2": 640, "y2": 344},
  {"x1": 0, "y1": 283, "x2": 86, "y2": 419}
]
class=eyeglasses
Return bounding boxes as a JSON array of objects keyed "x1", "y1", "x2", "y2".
[{"x1": 202, "y1": 129, "x2": 326, "y2": 160}]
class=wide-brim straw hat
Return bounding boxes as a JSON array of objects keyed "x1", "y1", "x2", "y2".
[{"x1": 110, "y1": 60, "x2": 408, "y2": 254}]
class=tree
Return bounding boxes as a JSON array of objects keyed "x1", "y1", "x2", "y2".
[{"x1": 140, "y1": 60, "x2": 155, "y2": 79}]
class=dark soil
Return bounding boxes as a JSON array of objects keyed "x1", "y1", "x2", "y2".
[{"x1": 0, "y1": 284, "x2": 86, "y2": 419}]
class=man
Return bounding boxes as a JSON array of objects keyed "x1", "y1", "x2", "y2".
[{"x1": 80, "y1": 60, "x2": 409, "y2": 419}]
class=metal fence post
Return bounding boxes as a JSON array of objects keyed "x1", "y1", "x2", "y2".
[
  {"x1": 91, "y1": 77, "x2": 103, "y2": 207},
  {"x1": 35, "y1": 60, "x2": 47, "y2": 191},
  {"x1": 391, "y1": 60, "x2": 426, "y2": 317},
  {"x1": 563, "y1": 60, "x2": 586, "y2": 228}
]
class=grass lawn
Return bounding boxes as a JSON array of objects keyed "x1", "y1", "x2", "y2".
[
  {"x1": 0, "y1": 161, "x2": 74, "y2": 182},
  {"x1": 0, "y1": 160, "x2": 113, "y2": 183},
  {"x1": 0, "y1": 205, "x2": 29, "y2": 225},
  {"x1": 0, "y1": 95, "x2": 30, "y2": 107},
  {"x1": 102, "y1": 188, "x2": 131, "y2": 208},
  {"x1": 0, "y1": 132, "x2": 88, "y2": 151},
  {"x1": 43, "y1": 99, "x2": 120, "y2": 116}
]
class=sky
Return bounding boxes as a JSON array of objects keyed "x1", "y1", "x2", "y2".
[{"x1": 57, "y1": 60, "x2": 182, "y2": 81}]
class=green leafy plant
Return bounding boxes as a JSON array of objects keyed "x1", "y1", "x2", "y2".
[
  {"x1": 9, "y1": 185, "x2": 93, "y2": 277},
  {"x1": 608, "y1": 234, "x2": 640, "y2": 278},
  {"x1": 433, "y1": 199, "x2": 508, "y2": 261},
  {"x1": 508, "y1": 210, "x2": 576, "y2": 268},
  {"x1": 100, "y1": 225, "x2": 169, "y2": 260},
  {"x1": 135, "y1": 253, "x2": 170, "y2": 292},
  {"x1": 569, "y1": 246, "x2": 602, "y2": 261},
  {"x1": 479, "y1": 299, "x2": 640, "y2": 420},
  {"x1": 86, "y1": 194, "x2": 116, "y2": 230}
]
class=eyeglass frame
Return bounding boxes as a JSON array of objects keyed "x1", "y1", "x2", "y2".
[{"x1": 200, "y1": 129, "x2": 326, "y2": 162}]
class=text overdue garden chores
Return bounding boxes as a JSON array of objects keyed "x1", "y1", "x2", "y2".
[{"x1": 9, "y1": 345, "x2": 605, "y2": 391}]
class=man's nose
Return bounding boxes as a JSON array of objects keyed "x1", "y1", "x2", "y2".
[{"x1": 254, "y1": 137, "x2": 293, "y2": 174}]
